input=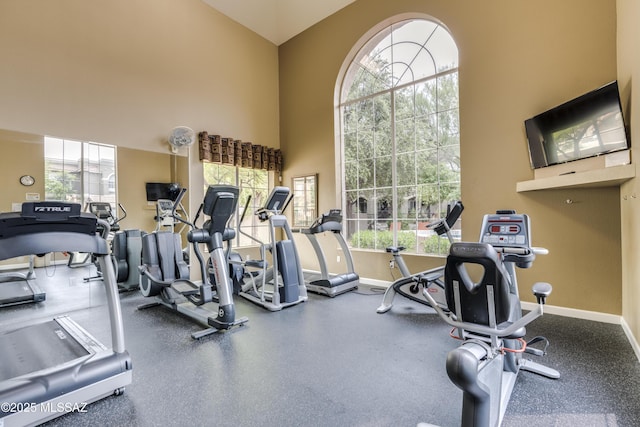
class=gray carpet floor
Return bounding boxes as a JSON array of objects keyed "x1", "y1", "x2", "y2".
[{"x1": 1, "y1": 264, "x2": 639, "y2": 427}]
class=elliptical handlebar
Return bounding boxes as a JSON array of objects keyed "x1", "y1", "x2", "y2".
[
  {"x1": 238, "y1": 195, "x2": 263, "y2": 245},
  {"x1": 115, "y1": 203, "x2": 127, "y2": 225},
  {"x1": 170, "y1": 187, "x2": 192, "y2": 227}
]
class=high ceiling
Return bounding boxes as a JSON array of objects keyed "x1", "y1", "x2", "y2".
[{"x1": 201, "y1": 0, "x2": 356, "y2": 45}]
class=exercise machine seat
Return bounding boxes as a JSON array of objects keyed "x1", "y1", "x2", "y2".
[
  {"x1": 141, "y1": 231, "x2": 189, "y2": 285},
  {"x1": 112, "y1": 229, "x2": 143, "y2": 283},
  {"x1": 444, "y1": 242, "x2": 520, "y2": 335}
]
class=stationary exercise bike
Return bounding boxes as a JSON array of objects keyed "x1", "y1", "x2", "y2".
[
  {"x1": 377, "y1": 201, "x2": 463, "y2": 313},
  {"x1": 420, "y1": 210, "x2": 559, "y2": 427},
  {"x1": 138, "y1": 185, "x2": 248, "y2": 339}
]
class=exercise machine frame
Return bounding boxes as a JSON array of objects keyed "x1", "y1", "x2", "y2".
[
  {"x1": 0, "y1": 201, "x2": 132, "y2": 427},
  {"x1": 420, "y1": 210, "x2": 559, "y2": 427},
  {"x1": 295, "y1": 209, "x2": 359, "y2": 297},
  {"x1": 0, "y1": 254, "x2": 44, "y2": 308},
  {"x1": 377, "y1": 201, "x2": 463, "y2": 313},
  {"x1": 238, "y1": 186, "x2": 308, "y2": 311},
  {"x1": 138, "y1": 185, "x2": 248, "y2": 339}
]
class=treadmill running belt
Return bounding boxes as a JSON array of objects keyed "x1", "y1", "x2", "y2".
[
  {"x1": 0, "y1": 281, "x2": 33, "y2": 305},
  {"x1": 0, "y1": 320, "x2": 90, "y2": 381}
]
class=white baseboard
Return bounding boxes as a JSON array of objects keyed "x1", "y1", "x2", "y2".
[
  {"x1": 361, "y1": 277, "x2": 640, "y2": 361},
  {"x1": 520, "y1": 301, "x2": 621, "y2": 324},
  {"x1": 360, "y1": 277, "x2": 394, "y2": 289},
  {"x1": 621, "y1": 317, "x2": 640, "y2": 362},
  {"x1": 0, "y1": 259, "x2": 68, "y2": 271}
]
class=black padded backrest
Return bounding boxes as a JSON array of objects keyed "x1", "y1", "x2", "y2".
[
  {"x1": 141, "y1": 231, "x2": 189, "y2": 282},
  {"x1": 112, "y1": 229, "x2": 144, "y2": 283},
  {"x1": 112, "y1": 231, "x2": 129, "y2": 282},
  {"x1": 444, "y1": 242, "x2": 512, "y2": 326}
]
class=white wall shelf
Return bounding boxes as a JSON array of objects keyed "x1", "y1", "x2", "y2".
[{"x1": 516, "y1": 164, "x2": 636, "y2": 192}]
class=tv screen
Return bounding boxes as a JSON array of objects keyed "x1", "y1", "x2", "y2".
[
  {"x1": 524, "y1": 81, "x2": 629, "y2": 169},
  {"x1": 145, "y1": 182, "x2": 181, "y2": 202}
]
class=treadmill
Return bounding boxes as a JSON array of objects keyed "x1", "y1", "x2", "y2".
[
  {"x1": 0, "y1": 201, "x2": 132, "y2": 427},
  {"x1": 0, "y1": 255, "x2": 45, "y2": 307},
  {"x1": 296, "y1": 209, "x2": 359, "y2": 297}
]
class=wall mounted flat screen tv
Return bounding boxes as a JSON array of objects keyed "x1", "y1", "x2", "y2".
[
  {"x1": 145, "y1": 182, "x2": 181, "y2": 201},
  {"x1": 524, "y1": 81, "x2": 629, "y2": 169}
]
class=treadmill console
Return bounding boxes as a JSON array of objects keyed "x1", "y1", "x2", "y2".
[
  {"x1": 0, "y1": 202, "x2": 98, "y2": 239},
  {"x1": 308, "y1": 209, "x2": 342, "y2": 234},
  {"x1": 0, "y1": 202, "x2": 108, "y2": 261}
]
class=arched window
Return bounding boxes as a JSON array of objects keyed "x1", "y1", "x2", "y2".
[{"x1": 337, "y1": 17, "x2": 460, "y2": 255}]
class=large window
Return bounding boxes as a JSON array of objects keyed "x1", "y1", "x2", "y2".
[
  {"x1": 44, "y1": 137, "x2": 116, "y2": 207},
  {"x1": 203, "y1": 163, "x2": 271, "y2": 246},
  {"x1": 338, "y1": 18, "x2": 460, "y2": 255}
]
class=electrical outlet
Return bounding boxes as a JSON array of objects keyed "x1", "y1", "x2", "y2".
[
  {"x1": 389, "y1": 259, "x2": 395, "y2": 269},
  {"x1": 337, "y1": 255, "x2": 341, "y2": 263}
]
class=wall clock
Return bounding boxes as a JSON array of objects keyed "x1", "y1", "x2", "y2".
[{"x1": 19, "y1": 175, "x2": 35, "y2": 186}]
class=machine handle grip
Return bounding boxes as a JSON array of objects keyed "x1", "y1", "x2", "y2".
[{"x1": 532, "y1": 247, "x2": 549, "y2": 255}]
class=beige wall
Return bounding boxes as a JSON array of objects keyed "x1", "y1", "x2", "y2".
[
  {"x1": 0, "y1": 0, "x2": 279, "y2": 155},
  {"x1": 618, "y1": 0, "x2": 640, "y2": 341},
  {"x1": 280, "y1": 0, "x2": 622, "y2": 313},
  {"x1": 0, "y1": 130, "x2": 45, "y2": 213},
  {"x1": 0, "y1": 131, "x2": 45, "y2": 267},
  {"x1": 117, "y1": 147, "x2": 177, "y2": 233},
  {"x1": 0, "y1": 0, "x2": 634, "y2": 324},
  {"x1": 0, "y1": 0, "x2": 280, "y2": 243}
]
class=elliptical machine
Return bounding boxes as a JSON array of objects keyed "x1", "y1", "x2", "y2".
[
  {"x1": 237, "y1": 186, "x2": 308, "y2": 311},
  {"x1": 420, "y1": 210, "x2": 559, "y2": 427},
  {"x1": 138, "y1": 185, "x2": 248, "y2": 339},
  {"x1": 377, "y1": 201, "x2": 463, "y2": 313},
  {"x1": 111, "y1": 227, "x2": 144, "y2": 292},
  {"x1": 67, "y1": 202, "x2": 125, "y2": 270}
]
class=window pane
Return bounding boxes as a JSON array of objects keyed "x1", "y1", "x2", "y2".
[
  {"x1": 416, "y1": 149, "x2": 439, "y2": 182},
  {"x1": 84, "y1": 143, "x2": 116, "y2": 205},
  {"x1": 340, "y1": 18, "x2": 459, "y2": 255},
  {"x1": 437, "y1": 73, "x2": 459, "y2": 110},
  {"x1": 396, "y1": 152, "x2": 416, "y2": 187},
  {"x1": 345, "y1": 160, "x2": 358, "y2": 191},
  {"x1": 358, "y1": 158, "x2": 374, "y2": 189},
  {"x1": 374, "y1": 123, "x2": 392, "y2": 157},
  {"x1": 375, "y1": 155, "x2": 392, "y2": 187},
  {"x1": 395, "y1": 118, "x2": 415, "y2": 154},
  {"x1": 203, "y1": 163, "x2": 271, "y2": 248},
  {"x1": 415, "y1": 80, "x2": 437, "y2": 117},
  {"x1": 415, "y1": 114, "x2": 438, "y2": 151},
  {"x1": 44, "y1": 137, "x2": 114, "y2": 208},
  {"x1": 395, "y1": 85, "x2": 415, "y2": 121}
]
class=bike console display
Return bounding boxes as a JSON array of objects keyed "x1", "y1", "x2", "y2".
[
  {"x1": 479, "y1": 212, "x2": 531, "y2": 250},
  {"x1": 479, "y1": 211, "x2": 535, "y2": 268}
]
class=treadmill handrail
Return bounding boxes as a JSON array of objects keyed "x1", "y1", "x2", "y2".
[{"x1": 0, "y1": 231, "x2": 109, "y2": 261}]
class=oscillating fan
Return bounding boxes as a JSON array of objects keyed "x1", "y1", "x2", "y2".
[{"x1": 168, "y1": 126, "x2": 196, "y2": 153}]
